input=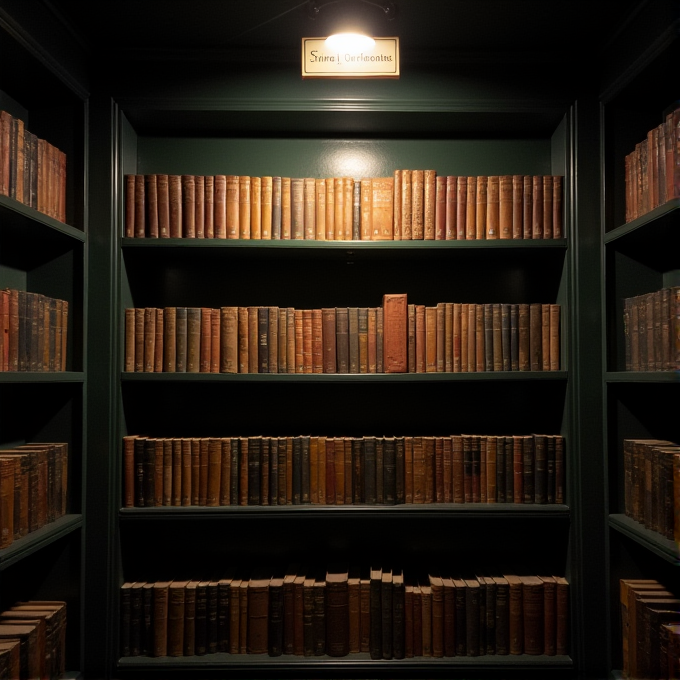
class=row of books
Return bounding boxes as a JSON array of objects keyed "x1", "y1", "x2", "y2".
[
  {"x1": 0, "y1": 600, "x2": 67, "y2": 680},
  {"x1": 123, "y1": 433, "x2": 565, "y2": 509},
  {"x1": 620, "y1": 578, "x2": 680, "y2": 680},
  {"x1": 0, "y1": 288, "x2": 69, "y2": 372},
  {"x1": 623, "y1": 438, "x2": 679, "y2": 543},
  {"x1": 0, "y1": 442, "x2": 69, "y2": 549},
  {"x1": 623, "y1": 286, "x2": 680, "y2": 372},
  {"x1": 624, "y1": 104, "x2": 680, "y2": 224},
  {"x1": 120, "y1": 567, "x2": 569, "y2": 659},
  {"x1": 0, "y1": 110, "x2": 67, "y2": 223},
  {"x1": 124, "y1": 296, "x2": 561, "y2": 375},
  {"x1": 124, "y1": 172, "x2": 564, "y2": 241}
]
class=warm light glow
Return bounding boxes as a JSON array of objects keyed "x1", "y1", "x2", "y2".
[{"x1": 324, "y1": 33, "x2": 376, "y2": 51}]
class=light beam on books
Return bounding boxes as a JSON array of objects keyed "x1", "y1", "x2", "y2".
[{"x1": 324, "y1": 33, "x2": 376, "y2": 51}]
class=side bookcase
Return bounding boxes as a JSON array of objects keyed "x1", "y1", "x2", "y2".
[
  {"x1": 600, "y1": 0, "x2": 680, "y2": 675},
  {"x1": 0, "y1": 3, "x2": 88, "y2": 675}
]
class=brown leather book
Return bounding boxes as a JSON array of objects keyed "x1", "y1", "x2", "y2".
[
  {"x1": 371, "y1": 177, "x2": 394, "y2": 240},
  {"x1": 424, "y1": 436, "x2": 435, "y2": 503},
  {"x1": 542, "y1": 176, "x2": 553, "y2": 238},
  {"x1": 435, "y1": 174, "x2": 447, "y2": 239},
  {"x1": 407, "y1": 303, "x2": 416, "y2": 372},
  {"x1": 166, "y1": 581, "x2": 188, "y2": 657},
  {"x1": 429, "y1": 574, "x2": 444, "y2": 657},
  {"x1": 181, "y1": 174, "x2": 196, "y2": 238},
  {"x1": 538, "y1": 575, "x2": 557, "y2": 655},
  {"x1": 225, "y1": 174, "x2": 239, "y2": 238},
  {"x1": 261, "y1": 176, "x2": 273, "y2": 239},
  {"x1": 425, "y1": 306, "x2": 437, "y2": 373},
  {"x1": 343, "y1": 177, "x2": 353, "y2": 241},
  {"x1": 326, "y1": 567, "x2": 350, "y2": 657},
  {"x1": 412, "y1": 583, "x2": 423, "y2": 656},
  {"x1": 332, "y1": 177, "x2": 344, "y2": 240},
  {"x1": 486, "y1": 175, "x2": 499, "y2": 238},
  {"x1": 455, "y1": 176, "x2": 467, "y2": 240},
  {"x1": 144, "y1": 174, "x2": 159, "y2": 238},
  {"x1": 532, "y1": 175, "x2": 544, "y2": 239},
  {"x1": 392, "y1": 169, "x2": 402, "y2": 240},
  {"x1": 302, "y1": 177, "x2": 315, "y2": 240},
  {"x1": 203, "y1": 175, "x2": 214, "y2": 238},
  {"x1": 237, "y1": 175, "x2": 251, "y2": 239},
  {"x1": 239, "y1": 578, "x2": 249, "y2": 654},
  {"x1": 451, "y1": 435, "x2": 464, "y2": 503},
  {"x1": 314, "y1": 178, "x2": 326, "y2": 240},
  {"x1": 423, "y1": 169, "x2": 436, "y2": 239},
  {"x1": 401, "y1": 170, "x2": 412, "y2": 239},
  {"x1": 499, "y1": 175, "x2": 513, "y2": 238},
  {"x1": 554, "y1": 575, "x2": 569, "y2": 655},
  {"x1": 247, "y1": 575, "x2": 270, "y2": 654},
  {"x1": 460, "y1": 303, "x2": 468, "y2": 372},
  {"x1": 445, "y1": 176, "x2": 457, "y2": 240},
  {"x1": 322, "y1": 176, "x2": 335, "y2": 240},
  {"x1": 348, "y1": 567, "x2": 361, "y2": 653},
  {"x1": 412, "y1": 436, "x2": 425, "y2": 504},
  {"x1": 132, "y1": 174, "x2": 145, "y2": 238},
  {"x1": 381, "y1": 293, "x2": 407, "y2": 373},
  {"x1": 494, "y1": 575, "x2": 510, "y2": 655},
  {"x1": 198, "y1": 307, "x2": 211, "y2": 373},
  {"x1": 411, "y1": 169, "x2": 425, "y2": 239},
  {"x1": 521, "y1": 575, "x2": 544, "y2": 654},
  {"x1": 280, "y1": 177, "x2": 292, "y2": 239},
  {"x1": 213, "y1": 175, "x2": 226, "y2": 238},
  {"x1": 404, "y1": 436, "x2": 414, "y2": 504},
  {"x1": 415, "y1": 304, "x2": 426, "y2": 373},
  {"x1": 529, "y1": 303, "x2": 542, "y2": 371},
  {"x1": 463, "y1": 577, "x2": 480, "y2": 656},
  {"x1": 358, "y1": 307, "x2": 369, "y2": 373},
  {"x1": 369, "y1": 566, "x2": 383, "y2": 659},
  {"x1": 228, "y1": 577, "x2": 242, "y2": 653},
  {"x1": 421, "y1": 581, "x2": 433, "y2": 657},
  {"x1": 473, "y1": 175, "x2": 487, "y2": 240},
  {"x1": 186, "y1": 307, "x2": 201, "y2": 373},
  {"x1": 467, "y1": 303, "x2": 476, "y2": 373},
  {"x1": 368, "y1": 307, "x2": 377, "y2": 373},
  {"x1": 360, "y1": 570, "x2": 371, "y2": 653},
  {"x1": 504, "y1": 574, "x2": 523, "y2": 654},
  {"x1": 465, "y1": 176, "x2": 477, "y2": 240},
  {"x1": 302, "y1": 574, "x2": 315, "y2": 655},
  {"x1": 550, "y1": 304, "x2": 561, "y2": 370},
  {"x1": 512, "y1": 174, "x2": 523, "y2": 239},
  {"x1": 194, "y1": 175, "x2": 205, "y2": 238}
]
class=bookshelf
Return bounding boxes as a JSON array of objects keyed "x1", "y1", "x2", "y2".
[
  {"x1": 0, "y1": 1, "x2": 88, "y2": 674},
  {"x1": 66, "y1": 23, "x2": 611, "y2": 670},
  {"x1": 599, "y1": 0, "x2": 680, "y2": 674}
]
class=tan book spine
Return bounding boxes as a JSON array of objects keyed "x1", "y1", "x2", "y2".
[
  {"x1": 360, "y1": 177, "x2": 372, "y2": 240},
  {"x1": 475, "y1": 302, "x2": 485, "y2": 372},
  {"x1": 467, "y1": 303, "x2": 476, "y2": 372},
  {"x1": 465, "y1": 176, "x2": 477, "y2": 239},
  {"x1": 523, "y1": 175, "x2": 533, "y2": 239},
  {"x1": 199, "y1": 307, "x2": 212, "y2": 373},
  {"x1": 261, "y1": 176, "x2": 273, "y2": 239},
  {"x1": 393, "y1": 169, "x2": 402, "y2": 239},
  {"x1": 412, "y1": 170, "x2": 424, "y2": 239},
  {"x1": 315, "y1": 178, "x2": 326, "y2": 240},
  {"x1": 424, "y1": 169, "x2": 436, "y2": 239},
  {"x1": 250, "y1": 175, "x2": 261, "y2": 239},
  {"x1": 154, "y1": 308, "x2": 164, "y2": 372},
  {"x1": 203, "y1": 174, "x2": 214, "y2": 238},
  {"x1": 343, "y1": 176, "x2": 353, "y2": 240},
  {"x1": 333, "y1": 177, "x2": 344, "y2": 239},
  {"x1": 500, "y1": 175, "x2": 513, "y2": 238},
  {"x1": 425, "y1": 306, "x2": 437, "y2": 372},
  {"x1": 532, "y1": 175, "x2": 544, "y2": 239},
  {"x1": 220, "y1": 307, "x2": 238, "y2": 373},
  {"x1": 248, "y1": 306, "x2": 259, "y2": 373},
  {"x1": 512, "y1": 174, "x2": 524, "y2": 239},
  {"x1": 435, "y1": 173, "x2": 446, "y2": 239},
  {"x1": 182, "y1": 174, "x2": 196, "y2": 238},
  {"x1": 226, "y1": 175, "x2": 240, "y2": 238},
  {"x1": 542, "y1": 175, "x2": 553, "y2": 238},
  {"x1": 237, "y1": 307, "x2": 249, "y2": 373},
  {"x1": 487, "y1": 175, "x2": 499, "y2": 238},
  {"x1": 304, "y1": 177, "x2": 316, "y2": 240},
  {"x1": 415, "y1": 304, "x2": 426, "y2": 373},
  {"x1": 213, "y1": 175, "x2": 226, "y2": 238},
  {"x1": 281, "y1": 177, "x2": 292, "y2": 239},
  {"x1": 475, "y1": 175, "x2": 487, "y2": 239},
  {"x1": 194, "y1": 175, "x2": 205, "y2": 238},
  {"x1": 401, "y1": 169, "x2": 412, "y2": 239}
]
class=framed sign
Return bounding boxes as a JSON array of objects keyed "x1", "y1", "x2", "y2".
[{"x1": 301, "y1": 37, "x2": 400, "y2": 79}]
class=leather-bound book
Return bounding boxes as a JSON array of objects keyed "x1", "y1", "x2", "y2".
[
  {"x1": 381, "y1": 569, "x2": 393, "y2": 659},
  {"x1": 301, "y1": 435, "x2": 311, "y2": 504},
  {"x1": 412, "y1": 584, "x2": 423, "y2": 656},
  {"x1": 302, "y1": 575, "x2": 315, "y2": 655},
  {"x1": 512, "y1": 435, "x2": 524, "y2": 504},
  {"x1": 401, "y1": 170, "x2": 412, "y2": 239},
  {"x1": 185, "y1": 307, "x2": 200, "y2": 373},
  {"x1": 348, "y1": 567, "x2": 361, "y2": 653},
  {"x1": 518, "y1": 303, "x2": 530, "y2": 370},
  {"x1": 393, "y1": 169, "x2": 402, "y2": 239},
  {"x1": 302, "y1": 309, "x2": 313, "y2": 373},
  {"x1": 167, "y1": 581, "x2": 188, "y2": 657},
  {"x1": 247, "y1": 575, "x2": 270, "y2": 654},
  {"x1": 326, "y1": 567, "x2": 350, "y2": 657},
  {"x1": 494, "y1": 575, "x2": 509, "y2": 655},
  {"x1": 499, "y1": 175, "x2": 513, "y2": 238},
  {"x1": 533, "y1": 434, "x2": 547, "y2": 504},
  {"x1": 198, "y1": 307, "x2": 211, "y2": 373},
  {"x1": 425, "y1": 306, "x2": 437, "y2": 373},
  {"x1": 323, "y1": 176, "x2": 335, "y2": 240},
  {"x1": 371, "y1": 177, "x2": 394, "y2": 240},
  {"x1": 423, "y1": 169, "x2": 436, "y2": 239},
  {"x1": 435, "y1": 174, "x2": 447, "y2": 239},
  {"x1": 554, "y1": 576, "x2": 569, "y2": 655},
  {"x1": 186, "y1": 580, "x2": 201, "y2": 655},
  {"x1": 450, "y1": 435, "x2": 463, "y2": 504},
  {"x1": 504, "y1": 436, "x2": 514, "y2": 503},
  {"x1": 351, "y1": 438, "x2": 362, "y2": 504},
  {"x1": 225, "y1": 175, "x2": 240, "y2": 238},
  {"x1": 228, "y1": 576, "x2": 242, "y2": 654},
  {"x1": 203, "y1": 175, "x2": 214, "y2": 238},
  {"x1": 511, "y1": 174, "x2": 523, "y2": 239},
  {"x1": 0, "y1": 458, "x2": 14, "y2": 547},
  {"x1": 313, "y1": 574, "x2": 326, "y2": 656},
  {"x1": 303, "y1": 177, "x2": 315, "y2": 240},
  {"x1": 194, "y1": 175, "x2": 205, "y2": 238},
  {"x1": 521, "y1": 575, "x2": 544, "y2": 654},
  {"x1": 552, "y1": 176, "x2": 563, "y2": 238},
  {"x1": 407, "y1": 303, "x2": 416, "y2": 372},
  {"x1": 317, "y1": 436, "x2": 327, "y2": 505},
  {"x1": 465, "y1": 176, "x2": 477, "y2": 240},
  {"x1": 429, "y1": 574, "x2": 444, "y2": 658},
  {"x1": 395, "y1": 436, "x2": 405, "y2": 504},
  {"x1": 392, "y1": 569, "x2": 405, "y2": 659},
  {"x1": 411, "y1": 170, "x2": 424, "y2": 239},
  {"x1": 455, "y1": 176, "x2": 467, "y2": 240},
  {"x1": 538, "y1": 575, "x2": 557, "y2": 655},
  {"x1": 382, "y1": 293, "x2": 407, "y2": 373},
  {"x1": 358, "y1": 307, "x2": 369, "y2": 373},
  {"x1": 486, "y1": 176, "x2": 499, "y2": 238},
  {"x1": 154, "y1": 308, "x2": 164, "y2": 372},
  {"x1": 421, "y1": 580, "x2": 433, "y2": 657},
  {"x1": 315, "y1": 178, "x2": 326, "y2": 240},
  {"x1": 542, "y1": 175, "x2": 553, "y2": 238},
  {"x1": 440, "y1": 575, "x2": 455, "y2": 656},
  {"x1": 145, "y1": 174, "x2": 159, "y2": 238},
  {"x1": 404, "y1": 580, "x2": 414, "y2": 657},
  {"x1": 124, "y1": 174, "x2": 136, "y2": 237},
  {"x1": 268, "y1": 575, "x2": 284, "y2": 656},
  {"x1": 368, "y1": 307, "x2": 377, "y2": 373},
  {"x1": 335, "y1": 307, "x2": 349, "y2": 373},
  {"x1": 335, "y1": 436, "x2": 347, "y2": 505},
  {"x1": 445, "y1": 175, "x2": 458, "y2": 240},
  {"x1": 424, "y1": 436, "x2": 435, "y2": 503},
  {"x1": 324, "y1": 437, "x2": 335, "y2": 505},
  {"x1": 463, "y1": 577, "x2": 480, "y2": 656},
  {"x1": 132, "y1": 174, "x2": 145, "y2": 237},
  {"x1": 360, "y1": 569, "x2": 371, "y2": 652},
  {"x1": 333, "y1": 177, "x2": 344, "y2": 239},
  {"x1": 261, "y1": 176, "x2": 273, "y2": 239},
  {"x1": 369, "y1": 566, "x2": 382, "y2": 659},
  {"x1": 415, "y1": 304, "x2": 426, "y2": 373},
  {"x1": 529, "y1": 303, "x2": 542, "y2": 371},
  {"x1": 271, "y1": 176, "x2": 282, "y2": 239},
  {"x1": 522, "y1": 175, "x2": 533, "y2": 239},
  {"x1": 363, "y1": 436, "x2": 376, "y2": 505},
  {"x1": 360, "y1": 177, "x2": 372, "y2": 240},
  {"x1": 504, "y1": 574, "x2": 523, "y2": 654},
  {"x1": 280, "y1": 177, "x2": 292, "y2": 239},
  {"x1": 181, "y1": 174, "x2": 196, "y2": 238},
  {"x1": 532, "y1": 175, "x2": 544, "y2": 239},
  {"x1": 239, "y1": 578, "x2": 250, "y2": 654},
  {"x1": 495, "y1": 436, "x2": 506, "y2": 503},
  {"x1": 348, "y1": 307, "x2": 359, "y2": 374},
  {"x1": 343, "y1": 176, "x2": 353, "y2": 241},
  {"x1": 411, "y1": 436, "x2": 425, "y2": 504},
  {"x1": 474, "y1": 175, "x2": 487, "y2": 240},
  {"x1": 213, "y1": 175, "x2": 226, "y2": 238},
  {"x1": 281, "y1": 565, "x2": 299, "y2": 655}
]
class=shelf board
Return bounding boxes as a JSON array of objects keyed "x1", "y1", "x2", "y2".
[
  {"x1": 0, "y1": 514, "x2": 83, "y2": 571},
  {"x1": 117, "y1": 652, "x2": 573, "y2": 673},
  {"x1": 604, "y1": 198, "x2": 679, "y2": 245},
  {"x1": 608, "y1": 514, "x2": 679, "y2": 565},
  {"x1": 0, "y1": 371, "x2": 85, "y2": 383},
  {"x1": 604, "y1": 371, "x2": 679, "y2": 383},
  {"x1": 0, "y1": 194, "x2": 85, "y2": 243},
  {"x1": 121, "y1": 371, "x2": 568, "y2": 384},
  {"x1": 122, "y1": 238, "x2": 568, "y2": 252},
  {"x1": 120, "y1": 504, "x2": 570, "y2": 520}
]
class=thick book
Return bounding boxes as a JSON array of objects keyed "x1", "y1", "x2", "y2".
[{"x1": 326, "y1": 567, "x2": 350, "y2": 657}]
